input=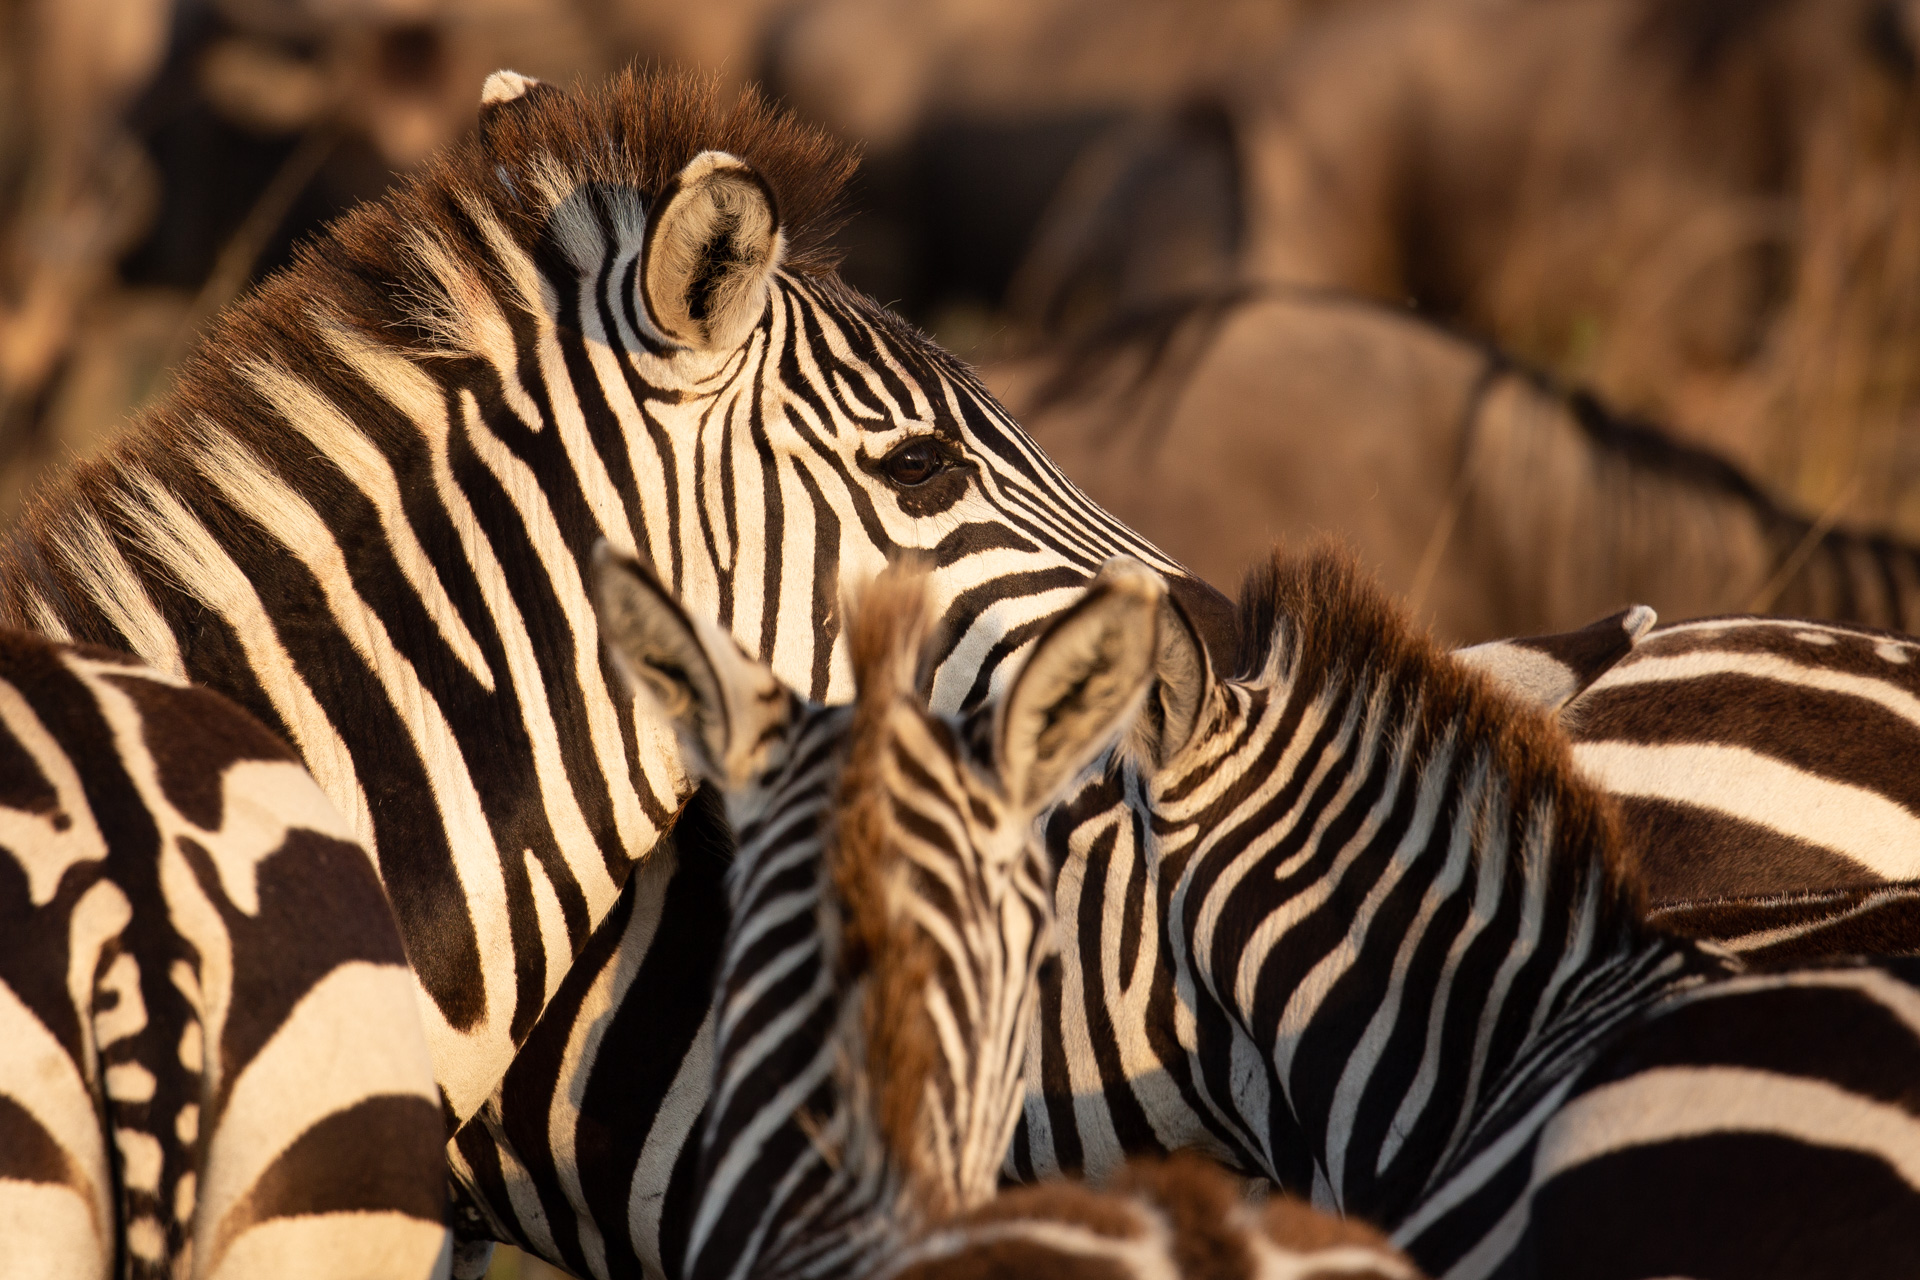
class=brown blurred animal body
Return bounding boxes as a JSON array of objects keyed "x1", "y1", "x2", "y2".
[
  {"x1": 1237, "y1": 0, "x2": 1920, "y2": 526},
  {"x1": 990, "y1": 288, "x2": 1920, "y2": 646}
]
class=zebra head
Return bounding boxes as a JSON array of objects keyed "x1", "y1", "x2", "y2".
[
  {"x1": 463, "y1": 69, "x2": 1230, "y2": 711},
  {"x1": 591, "y1": 549, "x2": 1163, "y2": 1280}
]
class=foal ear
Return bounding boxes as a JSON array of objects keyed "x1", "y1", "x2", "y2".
[
  {"x1": 642, "y1": 150, "x2": 784, "y2": 352},
  {"x1": 996, "y1": 563, "x2": 1162, "y2": 814},
  {"x1": 591, "y1": 544, "x2": 786, "y2": 786},
  {"x1": 1138, "y1": 586, "x2": 1214, "y2": 767}
]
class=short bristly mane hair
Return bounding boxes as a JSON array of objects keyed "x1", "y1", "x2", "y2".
[
  {"x1": 1234, "y1": 545, "x2": 1648, "y2": 918},
  {"x1": 237, "y1": 66, "x2": 857, "y2": 359},
  {"x1": 827, "y1": 568, "x2": 948, "y2": 1196}
]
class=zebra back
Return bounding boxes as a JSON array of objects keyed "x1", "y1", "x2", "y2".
[
  {"x1": 1565, "y1": 613, "x2": 1920, "y2": 961},
  {"x1": 0, "y1": 630, "x2": 446, "y2": 1278}
]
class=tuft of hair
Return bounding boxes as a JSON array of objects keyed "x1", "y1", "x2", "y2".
[
  {"x1": 1233, "y1": 541, "x2": 1647, "y2": 915},
  {"x1": 827, "y1": 564, "x2": 946, "y2": 1194}
]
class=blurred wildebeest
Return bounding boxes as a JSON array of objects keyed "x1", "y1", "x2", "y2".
[
  {"x1": 985, "y1": 287, "x2": 1920, "y2": 645},
  {"x1": 1230, "y1": 0, "x2": 1920, "y2": 529}
]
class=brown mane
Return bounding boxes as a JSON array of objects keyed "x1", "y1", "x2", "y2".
[
  {"x1": 829, "y1": 567, "x2": 945, "y2": 1193},
  {"x1": 1234, "y1": 542, "x2": 1648, "y2": 915}
]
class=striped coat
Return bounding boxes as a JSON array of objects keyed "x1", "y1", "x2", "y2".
[
  {"x1": 0, "y1": 68, "x2": 1214, "y2": 1277},
  {"x1": 594, "y1": 552, "x2": 1421, "y2": 1280},
  {"x1": 1566, "y1": 615, "x2": 1920, "y2": 960},
  {"x1": 0, "y1": 629, "x2": 446, "y2": 1277},
  {"x1": 1019, "y1": 549, "x2": 1920, "y2": 1277}
]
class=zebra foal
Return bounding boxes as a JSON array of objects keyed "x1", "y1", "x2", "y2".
[
  {"x1": 592, "y1": 549, "x2": 1422, "y2": 1280},
  {"x1": 0, "y1": 630, "x2": 446, "y2": 1277},
  {"x1": 1018, "y1": 547, "x2": 1920, "y2": 1277}
]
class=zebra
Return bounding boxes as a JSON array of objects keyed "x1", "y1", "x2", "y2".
[
  {"x1": 0, "y1": 67, "x2": 1227, "y2": 1277},
  {"x1": 1563, "y1": 614, "x2": 1920, "y2": 962},
  {"x1": 0, "y1": 628, "x2": 447, "y2": 1277},
  {"x1": 1016, "y1": 546, "x2": 1920, "y2": 1277},
  {"x1": 592, "y1": 547, "x2": 1421, "y2": 1280}
]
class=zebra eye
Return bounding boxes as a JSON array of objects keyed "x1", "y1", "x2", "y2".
[{"x1": 881, "y1": 438, "x2": 945, "y2": 487}]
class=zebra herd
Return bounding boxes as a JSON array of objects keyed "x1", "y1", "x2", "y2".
[{"x1": 2, "y1": 66, "x2": 1918, "y2": 1279}]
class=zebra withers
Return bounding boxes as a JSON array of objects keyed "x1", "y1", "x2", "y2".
[
  {"x1": 0, "y1": 66, "x2": 1227, "y2": 1275},
  {"x1": 0, "y1": 630, "x2": 446, "y2": 1278},
  {"x1": 1021, "y1": 548, "x2": 1920, "y2": 1276},
  {"x1": 593, "y1": 550, "x2": 1421, "y2": 1280},
  {"x1": 1565, "y1": 615, "x2": 1920, "y2": 960}
]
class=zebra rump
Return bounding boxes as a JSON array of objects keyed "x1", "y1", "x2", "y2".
[{"x1": 0, "y1": 629, "x2": 446, "y2": 1278}]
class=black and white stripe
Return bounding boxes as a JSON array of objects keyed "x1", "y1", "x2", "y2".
[
  {"x1": 596, "y1": 552, "x2": 1421, "y2": 1280},
  {"x1": 587, "y1": 553, "x2": 1157, "y2": 1280},
  {"x1": 1015, "y1": 549, "x2": 1920, "y2": 1277},
  {"x1": 1565, "y1": 614, "x2": 1920, "y2": 961},
  {"x1": 0, "y1": 69, "x2": 1213, "y2": 1277},
  {"x1": 0, "y1": 628, "x2": 447, "y2": 1277}
]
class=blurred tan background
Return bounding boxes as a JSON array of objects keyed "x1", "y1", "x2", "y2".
[
  {"x1": 15, "y1": 0, "x2": 1920, "y2": 539},
  {"x1": 7, "y1": 0, "x2": 1920, "y2": 1269}
]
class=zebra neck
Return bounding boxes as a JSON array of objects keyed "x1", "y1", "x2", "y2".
[
  {"x1": 0, "y1": 285, "x2": 697, "y2": 1122},
  {"x1": 1155, "y1": 675, "x2": 1724, "y2": 1223}
]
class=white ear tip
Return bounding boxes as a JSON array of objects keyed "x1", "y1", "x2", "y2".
[
  {"x1": 482, "y1": 70, "x2": 540, "y2": 106},
  {"x1": 1622, "y1": 604, "x2": 1658, "y2": 641}
]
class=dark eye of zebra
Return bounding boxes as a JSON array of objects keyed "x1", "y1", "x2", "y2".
[{"x1": 880, "y1": 438, "x2": 945, "y2": 487}]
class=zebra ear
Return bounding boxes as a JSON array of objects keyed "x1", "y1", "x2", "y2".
[
  {"x1": 642, "y1": 151, "x2": 785, "y2": 352},
  {"x1": 1453, "y1": 604, "x2": 1656, "y2": 717},
  {"x1": 591, "y1": 545, "x2": 785, "y2": 787},
  {"x1": 995, "y1": 563, "x2": 1162, "y2": 813},
  {"x1": 1137, "y1": 588, "x2": 1213, "y2": 768}
]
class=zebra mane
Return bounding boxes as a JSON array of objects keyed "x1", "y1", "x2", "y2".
[
  {"x1": 1233, "y1": 544, "x2": 1648, "y2": 909},
  {"x1": 169, "y1": 67, "x2": 853, "y2": 414},
  {"x1": 828, "y1": 567, "x2": 944, "y2": 1190},
  {"x1": 444, "y1": 67, "x2": 858, "y2": 275}
]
